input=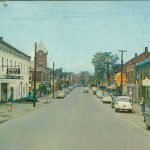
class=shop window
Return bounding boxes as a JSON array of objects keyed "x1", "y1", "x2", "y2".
[{"x1": 131, "y1": 71, "x2": 133, "y2": 79}]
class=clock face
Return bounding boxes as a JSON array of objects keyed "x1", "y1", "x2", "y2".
[{"x1": 38, "y1": 50, "x2": 43, "y2": 55}]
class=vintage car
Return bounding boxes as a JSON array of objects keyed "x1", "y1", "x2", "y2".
[
  {"x1": 83, "y1": 87, "x2": 89, "y2": 93},
  {"x1": 114, "y1": 96, "x2": 132, "y2": 112},
  {"x1": 56, "y1": 90, "x2": 66, "y2": 98},
  {"x1": 23, "y1": 91, "x2": 38, "y2": 102},
  {"x1": 92, "y1": 87, "x2": 97, "y2": 95},
  {"x1": 144, "y1": 112, "x2": 150, "y2": 129},
  {"x1": 96, "y1": 90, "x2": 103, "y2": 98},
  {"x1": 102, "y1": 94, "x2": 112, "y2": 103}
]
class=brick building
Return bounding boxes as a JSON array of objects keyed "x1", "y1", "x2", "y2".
[
  {"x1": 123, "y1": 47, "x2": 150, "y2": 102},
  {"x1": 29, "y1": 41, "x2": 52, "y2": 95},
  {"x1": 136, "y1": 57, "x2": 150, "y2": 107}
]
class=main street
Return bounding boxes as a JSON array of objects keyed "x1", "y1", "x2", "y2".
[{"x1": 0, "y1": 87, "x2": 150, "y2": 150}]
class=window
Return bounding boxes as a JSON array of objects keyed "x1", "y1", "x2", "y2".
[
  {"x1": 6, "y1": 59, "x2": 8, "y2": 68},
  {"x1": 145, "y1": 68, "x2": 148, "y2": 77},
  {"x1": 21, "y1": 63, "x2": 22, "y2": 74},
  {"x1": 24, "y1": 64, "x2": 25, "y2": 74},
  {"x1": 27, "y1": 65, "x2": 29, "y2": 75},
  {"x1": 2, "y1": 57, "x2": 4, "y2": 72},
  {"x1": 10, "y1": 60, "x2": 12, "y2": 67},
  {"x1": 127, "y1": 72, "x2": 129, "y2": 80},
  {"x1": 131, "y1": 71, "x2": 133, "y2": 79}
]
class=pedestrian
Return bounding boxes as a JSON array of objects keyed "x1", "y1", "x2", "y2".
[{"x1": 140, "y1": 97, "x2": 145, "y2": 115}]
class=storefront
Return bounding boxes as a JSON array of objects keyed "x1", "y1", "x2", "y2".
[{"x1": 0, "y1": 37, "x2": 31, "y2": 102}]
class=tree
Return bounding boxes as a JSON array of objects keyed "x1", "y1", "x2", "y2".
[
  {"x1": 92, "y1": 52, "x2": 119, "y2": 82},
  {"x1": 79, "y1": 71, "x2": 91, "y2": 86}
]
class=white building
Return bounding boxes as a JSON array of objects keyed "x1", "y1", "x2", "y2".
[{"x1": 0, "y1": 37, "x2": 31, "y2": 102}]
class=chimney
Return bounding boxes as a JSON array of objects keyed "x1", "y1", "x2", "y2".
[
  {"x1": 0, "y1": 37, "x2": 3, "y2": 41},
  {"x1": 145, "y1": 47, "x2": 148, "y2": 52},
  {"x1": 135, "y1": 53, "x2": 138, "y2": 57}
]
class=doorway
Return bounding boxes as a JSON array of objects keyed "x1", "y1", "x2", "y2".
[{"x1": 1, "y1": 83, "x2": 7, "y2": 102}]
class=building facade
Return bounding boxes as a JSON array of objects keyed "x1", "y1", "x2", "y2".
[
  {"x1": 29, "y1": 41, "x2": 51, "y2": 95},
  {"x1": 136, "y1": 58, "x2": 150, "y2": 107},
  {"x1": 0, "y1": 37, "x2": 31, "y2": 102},
  {"x1": 123, "y1": 47, "x2": 150, "y2": 102}
]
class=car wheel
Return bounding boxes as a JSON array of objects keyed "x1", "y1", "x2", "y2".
[
  {"x1": 146, "y1": 123, "x2": 150, "y2": 129},
  {"x1": 128, "y1": 109, "x2": 132, "y2": 113},
  {"x1": 115, "y1": 108, "x2": 118, "y2": 112}
]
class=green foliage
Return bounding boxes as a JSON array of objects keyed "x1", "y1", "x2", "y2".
[
  {"x1": 79, "y1": 71, "x2": 90, "y2": 84},
  {"x1": 92, "y1": 52, "x2": 119, "y2": 81}
]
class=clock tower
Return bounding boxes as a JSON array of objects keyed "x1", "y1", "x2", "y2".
[{"x1": 36, "y1": 41, "x2": 48, "y2": 68}]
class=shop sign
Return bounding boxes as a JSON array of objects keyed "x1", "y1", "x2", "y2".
[
  {"x1": 142, "y1": 77, "x2": 150, "y2": 86},
  {"x1": 6, "y1": 75, "x2": 20, "y2": 79},
  {"x1": 115, "y1": 72, "x2": 128, "y2": 85}
]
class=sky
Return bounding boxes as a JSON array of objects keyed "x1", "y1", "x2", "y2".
[{"x1": 0, "y1": 1, "x2": 150, "y2": 74}]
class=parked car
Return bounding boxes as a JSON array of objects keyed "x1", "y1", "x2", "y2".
[
  {"x1": 64, "y1": 88, "x2": 70, "y2": 94},
  {"x1": 144, "y1": 112, "x2": 150, "y2": 129},
  {"x1": 96, "y1": 90, "x2": 103, "y2": 98},
  {"x1": 83, "y1": 87, "x2": 89, "y2": 93},
  {"x1": 56, "y1": 90, "x2": 66, "y2": 98},
  {"x1": 111, "y1": 96, "x2": 117, "y2": 108},
  {"x1": 23, "y1": 91, "x2": 38, "y2": 102},
  {"x1": 102, "y1": 95, "x2": 112, "y2": 103},
  {"x1": 114, "y1": 96, "x2": 132, "y2": 112}
]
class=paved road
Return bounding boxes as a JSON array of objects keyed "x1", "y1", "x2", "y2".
[{"x1": 0, "y1": 87, "x2": 150, "y2": 150}]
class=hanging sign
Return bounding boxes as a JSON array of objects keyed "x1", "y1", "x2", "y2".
[{"x1": 115, "y1": 72, "x2": 128, "y2": 85}]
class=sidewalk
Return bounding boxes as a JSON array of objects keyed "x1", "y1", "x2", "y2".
[
  {"x1": 133, "y1": 103, "x2": 150, "y2": 114},
  {"x1": 0, "y1": 95, "x2": 54, "y2": 124}
]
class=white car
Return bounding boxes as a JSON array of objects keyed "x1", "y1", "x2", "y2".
[
  {"x1": 96, "y1": 91, "x2": 103, "y2": 98},
  {"x1": 114, "y1": 96, "x2": 133, "y2": 112},
  {"x1": 102, "y1": 95, "x2": 112, "y2": 103},
  {"x1": 56, "y1": 90, "x2": 66, "y2": 98},
  {"x1": 83, "y1": 87, "x2": 89, "y2": 93}
]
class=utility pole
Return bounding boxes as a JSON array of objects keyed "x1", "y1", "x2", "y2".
[
  {"x1": 33, "y1": 42, "x2": 37, "y2": 107},
  {"x1": 49, "y1": 68, "x2": 51, "y2": 92},
  {"x1": 118, "y1": 50, "x2": 127, "y2": 96},
  {"x1": 107, "y1": 64, "x2": 110, "y2": 86},
  {"x1": 53, "y1": 62, "x2": 55, "y2": 98}
]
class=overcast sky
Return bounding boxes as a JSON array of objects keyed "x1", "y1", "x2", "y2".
[{"x1": 0, "y1": 1, "x2": 150, "y2": 74}]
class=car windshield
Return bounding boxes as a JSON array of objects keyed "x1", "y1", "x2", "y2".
[
  {"x1": 116, "y1": 98, "x2": 131, "y2": 102},
  {"x1": 97, "y1": 91, "x2": 102, "y2": 94},
  {"x1": 104, "y1": 93, "x2": 109, "y2": 96}
]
